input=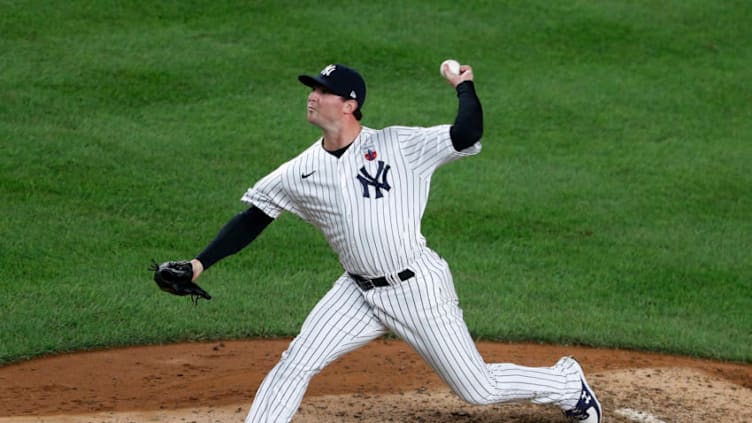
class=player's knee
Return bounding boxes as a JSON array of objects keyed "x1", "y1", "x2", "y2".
[
  {"x1": 454, "y1": 389, "x2": 493, "y2": 406},
  {"x1": 277, "y1": 352, "x2": 313, "y2": 375},
  {"x1": 462, "y1": 395, "x2": 492, "y2": 406},
  {"x1": 275, "y1": 341, "x2": 326, "y2": 377}
]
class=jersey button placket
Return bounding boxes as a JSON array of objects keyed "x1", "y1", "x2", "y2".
[
  {"x1": 337, "y1": 161, "x2": 353, "y2": 220},
  {"x1": 336, "y1": 159, "x2": 355, "y2": 266}
]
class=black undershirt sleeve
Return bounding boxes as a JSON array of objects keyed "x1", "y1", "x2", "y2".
[
  {"x1": 449, "y1": 81, "x2": 484, "y2": 151},
  {"x1": 195, "y1": 206, "x2": 274, "y2": 270}
]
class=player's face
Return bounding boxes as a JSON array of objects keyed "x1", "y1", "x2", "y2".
[{"x1": 306, "y1": 86, "x2": 349, "y2": 128}]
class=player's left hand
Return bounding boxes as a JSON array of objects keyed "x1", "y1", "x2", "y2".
[{"x1": 150, "y1": 260, "x2": 212, "y2": 303}]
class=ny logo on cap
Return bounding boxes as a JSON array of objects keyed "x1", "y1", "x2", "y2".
[{"x1": 321, "y1": 64, "x2": 336, "y2": 76}]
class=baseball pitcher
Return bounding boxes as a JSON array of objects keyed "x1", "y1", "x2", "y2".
[{"x1": 154, "y1": 61, "x2": 601, "y2": 423}]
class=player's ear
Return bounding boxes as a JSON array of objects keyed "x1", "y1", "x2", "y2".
[{"x1": 343, "y1": 99, "x2": 357, "y2": 115}]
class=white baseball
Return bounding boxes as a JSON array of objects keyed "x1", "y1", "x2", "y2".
[{"x1": 440, "y1": 59, "x2": 461, "y2": 77}]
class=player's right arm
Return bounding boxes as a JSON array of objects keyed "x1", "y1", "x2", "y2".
[
  {"x1": 449, "y1": 80, "x2": 483, "y2": 151},
  {"x1": 442, "y1": 63, "x2": 483, "y2": 151}
]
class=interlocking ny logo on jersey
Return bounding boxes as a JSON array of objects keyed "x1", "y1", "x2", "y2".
[{"x1": 357, "y1": 160, "x2": 391, "y2": 199}]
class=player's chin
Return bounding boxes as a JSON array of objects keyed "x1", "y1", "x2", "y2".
[{"x1": 306, "y1": 110, "x2": 318, "y2": 123}]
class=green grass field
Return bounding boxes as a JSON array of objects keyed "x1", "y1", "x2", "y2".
[{"x1": 1, "y1": 0, "x2": 750, "y2": 365}]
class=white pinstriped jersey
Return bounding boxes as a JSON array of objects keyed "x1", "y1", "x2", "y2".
[{"x1": 241, "y1": 124, "x2": 481, "y2": 276}]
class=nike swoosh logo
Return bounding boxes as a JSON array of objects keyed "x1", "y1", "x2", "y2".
[{"x1": 301, "y1": 171, "x2": 316, "y2": 179}]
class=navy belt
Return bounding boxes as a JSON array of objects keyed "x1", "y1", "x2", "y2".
[{"x1": 349, "y1": 269, "x2": 415, "y2": 291}]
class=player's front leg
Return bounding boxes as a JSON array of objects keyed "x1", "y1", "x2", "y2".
[{"x1": 245, "y1": 274, "x2": 387, "y2": 423}]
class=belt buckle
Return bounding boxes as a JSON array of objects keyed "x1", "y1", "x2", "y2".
[
  {"x1": 351, "y1": 274, "x2": 375, "y2": 291},
  {"x1": 362, "y1": 278, "x2": 375, "y2": 290}
]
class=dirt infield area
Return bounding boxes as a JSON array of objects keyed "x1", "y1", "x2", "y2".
[{"x1": 0, "y1": 339, "x2": 750, "y2": 422}]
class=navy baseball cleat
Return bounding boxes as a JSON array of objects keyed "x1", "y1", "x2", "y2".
[{"x1": 559, "y1": 357, "x2": 602, "y2": 423}]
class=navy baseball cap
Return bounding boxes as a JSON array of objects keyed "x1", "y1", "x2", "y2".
[{"x1": 298, "y1": 64, "x2": 366, "y2": 113}]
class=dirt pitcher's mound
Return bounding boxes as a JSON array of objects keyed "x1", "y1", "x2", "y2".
[{"x1": 0, "y1": 339, "x2": 750, "y2": 422}]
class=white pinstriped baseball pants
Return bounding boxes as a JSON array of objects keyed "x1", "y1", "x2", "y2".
[{"x1": 245, "y1": 250, "x2": 582, "y2": 422}]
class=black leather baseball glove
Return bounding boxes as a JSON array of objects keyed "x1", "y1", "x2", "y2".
[{"x1": 150, "y1": 260, "x2": 211, "y2": 303}]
